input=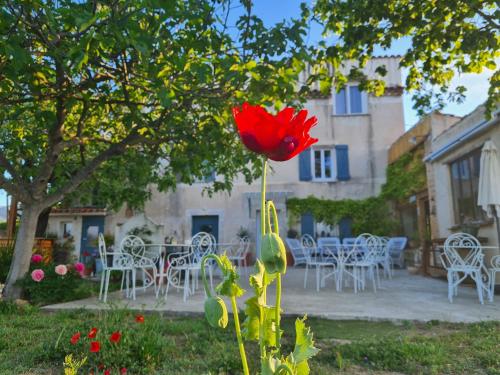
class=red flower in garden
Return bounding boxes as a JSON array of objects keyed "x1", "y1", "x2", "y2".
[
  {"x1": 88, "y1": 327, "x2": 98, "y2": 338},
  {"x1": 98, "y1": 364, "x2": 105, "y2": 370},
  {"x1": 70, "y1": 332, "x2": 81, "y2": 345},
  {"x1": 120, "y1": 368, "x2": 127, "y2": 374},
  {"x1": 135, "y1": 314, "x2": 145, "y2": 323},
  {"x1": 232, "y1": 102, "x2": 318, "y2": 161},
  {"x1": 90, "y1": 341, "x2": 101, "y2": 353},
  {"x1": 104, "y1": 370, "x2": 111, "y2": 375},
  {"x1": 110, "y1": 331, "x2": 121, "y2": 344}
]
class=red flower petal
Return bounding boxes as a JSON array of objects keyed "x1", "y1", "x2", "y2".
[
  {"x1": 104, "y1": 370, "x2": 111, "y2": 375},
  {"x1": 120, "y1": 368, "x2": 128, "y2": 374},
  {"x1": 70, "y1": 332, "x2": 81, "y2": 345},
  {"x1": 90, "y1": 341, "x2": 100, "y2": 353},
  {"x1": 110, "y1": 331, "x2": 121, "y2": 344},
  {"x1": 233, "y1": 102, "x2": 318, "y2": 161},
  {"x1": 135, "y1": 314, "x2": 145, "y2": 323},
  {"x1": 88, "y1": 327, "x2": 98, "y2": 338}
]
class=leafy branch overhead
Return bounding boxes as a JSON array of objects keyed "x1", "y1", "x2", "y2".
[
  {"x1": 0, "y1": 0, "x2": 314, "y2": 210},
  {"x1": 313, "y1": 0, "x2": 499, "y2": 115}
]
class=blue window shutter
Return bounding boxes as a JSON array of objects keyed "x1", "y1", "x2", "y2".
[
  {"x1": 335, "y1": 145, "x2": 350, "y2": 181},
  {"x1": 339, "y1": 217, "x2": 353, "y2": 240},
  {"x1": 298, "y1": 148, "x2": 312, "y2": 181},
  {"x1": 301, "y1": 213, "x2": 315, "y2": 237}
]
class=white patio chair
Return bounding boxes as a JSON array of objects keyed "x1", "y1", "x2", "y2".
[
  {"x1": 120, "y1": 235, "x2": 159, "y2": 297},
  {"x1": 98, "y1": 233, "x2": 135, "y2": 303},
  {"x1": 301, "y1": 234, "x2": 337, "y2": 291},
  {"x1": 375, "y1": 236, "x2": 392, "y2": 279},
  {"x1": 489, "y1": 255, "x2": 500, "y2": 302},
  {"x1": 226, "y1": 237, "x2": 250, "y2": 274},
  {"x1": 340, "y1": 234, "x2": 378, "y2": 293},
  {"x1": 285, "y1": 238, "x2": 307, "y2": 266},
  {"x1": 439, "y1": 232, "x2": 490, "y2": 304},
  {"x1": 162, "y1": 232, "x2": 215, "y2": 302},
  {"x1": 387, "y1": 237, "x2": 407, "y2": 269}
]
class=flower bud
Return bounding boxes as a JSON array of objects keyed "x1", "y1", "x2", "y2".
[
  {"x1": 204, "y1": 296, "x2": 228, "y2": 329},
  {"x1": 260, "y1": 233, "x2": 287, "y2": 274}
]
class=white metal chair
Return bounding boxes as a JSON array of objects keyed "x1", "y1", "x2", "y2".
[
  {"x1": 489, "y1": 255, "x2": 500, "y2": 302},
  {"x1": 387, "y1": 237, "x2": 407, "y2": 269},
  {"x1": 440, "y1": 232, "x2": 490, "y2": 304},
  {"x1": 120, "y1": 235, "x2": 160, "y2": 297},
  {"x1": 226, "y1": 237, "x2": 250, "y2": 274},
  {"x1": 375, "y1": 236, "x2": 392, "y2": 279},
  {"x1": 285, "y1": 238, "x2": 307, "y2": 266},
  {"x1": 98, "y1": 233, "x2": 135, "y2": 303},
  {"x1": 162, "y1": 232, "x2": 215, "y2": 302},
  {"x1": 301, "y1": 234, "x2": 336, "y2": 291},
  {"x1": 340, "y1": 234, "x2": 378, "y2": 293}
]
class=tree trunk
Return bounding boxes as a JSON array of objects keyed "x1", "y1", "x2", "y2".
[
  {"x1": 35, "y1": 207, "x2": 52, "y2": 238},
  {"x1": 2, "y1": 204, "x2": 42, "y2": 300}
]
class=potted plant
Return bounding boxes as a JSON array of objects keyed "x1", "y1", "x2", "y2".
[{"x1": 81, "y1": 251, "x2": 95, "y2": 277}]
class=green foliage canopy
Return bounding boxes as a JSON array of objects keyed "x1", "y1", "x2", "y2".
[
  {"x1": 313, "y1": 0, "x2": 499, "y2": 115},
  {"x1": 0, "y1": 0, "x2": 314, "y2": 210}
]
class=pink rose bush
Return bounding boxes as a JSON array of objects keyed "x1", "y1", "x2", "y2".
[
  {"x1": 21, "y1": 254, "x2": 93, "y2": 305},
  {"x1": 31, "y1": 269, "x2": 45, "y2": 282}
]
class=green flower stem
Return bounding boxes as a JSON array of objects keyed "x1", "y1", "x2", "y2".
[
  {"x1": 275, "y1": 273, "x2": 282, "y2": 349},
  {"x1": 231, "y1": 295, "x2": 250, "y2": 375},
  {"x1": 201, "y1": 254, "x2": 249, "y2": 374},
  {"x1": 266, "y1": 200, "x2": 283, "y2": 350},
  {"x1": 260, "y1": 157, "x2": 268, "y2": 359},
  {"x1": 201, "y1": 254, "x2": 223, "y2": 297}
]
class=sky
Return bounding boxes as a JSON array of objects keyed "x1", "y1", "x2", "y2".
[{"x1": 0, "y1": 1, "x2": 493, "y2": 206}]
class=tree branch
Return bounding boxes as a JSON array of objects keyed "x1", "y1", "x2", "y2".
[{"x1": 43, "y1": 133, "x2": 144, "y2": 207}]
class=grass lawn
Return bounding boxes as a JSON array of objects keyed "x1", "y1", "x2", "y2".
[{"x1": 0, "y1": 302, "x2": 498, "y2": 375}]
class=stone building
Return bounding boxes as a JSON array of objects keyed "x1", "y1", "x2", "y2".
[{"x1": 47, "y1": 57, "x2": 406, "y2": 258}]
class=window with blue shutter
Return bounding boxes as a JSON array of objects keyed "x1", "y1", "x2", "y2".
[
  {"x1": 298, "y1": 148, "x2": 312, "y2": 181},
  {"x1": 301, "y1": 213, "x2": 315, "y2": 237},
  {"x1": 335, "y1": 145, "x2": 350, "y2": 181}
]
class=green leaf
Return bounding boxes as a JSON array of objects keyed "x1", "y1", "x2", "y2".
[
  {"x1": 241, "y1": 295, "x2": 279, "y2": 346},
  {"x1": 292, "y1": 316, "x2": 319, "y2": 364},
  {"x1": 215, "y1": 254, "x2": 245, "y2": 298}
]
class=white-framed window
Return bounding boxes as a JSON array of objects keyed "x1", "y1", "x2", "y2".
[
  {"x1": 312, "y1": 148, "x2": 336, "y2": 181},
  {"x1": 333, "y1": 84, "x2": 367, "y2": 115}
]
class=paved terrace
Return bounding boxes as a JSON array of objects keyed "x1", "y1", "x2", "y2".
[{"x1": 43, "y1": 269, "x2": 500, "y2": 323}]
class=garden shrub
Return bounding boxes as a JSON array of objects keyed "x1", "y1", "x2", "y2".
[{"x1": 18, "y1": 259, "x2": 93, "y2": 305}]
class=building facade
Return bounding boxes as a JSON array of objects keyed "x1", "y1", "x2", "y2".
[{"x1": 48, "y1": 57, "x2": 406, "y2": 258}]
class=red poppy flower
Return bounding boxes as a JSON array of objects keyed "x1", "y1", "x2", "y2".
[
  {"x1": 232, "y1": 102, "x2": 318, "y2": 161},
  {"x1": 88, "y1": 327, "x2": 98, "y2": 338},
  {"x1": 110, "y1": 331, "x2": 121, "y2": 344},
  {"x1": 104, "y1": 370, "x2": 111, "y2": 375},
  {"x1": 90, "y1": 341, "x2": 101, "y2": 353},
  {"x1": 135, "y1": 314, "x2": 144, "y2": 323},
  {"x1": 120, "y1": 368, "x2": 127, "y2": 374},
  {"x1": 70, "y1": 332, "x2": 81, "y2": 345}
]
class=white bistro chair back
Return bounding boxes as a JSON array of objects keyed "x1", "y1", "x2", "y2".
[
  {"x1": 98, "y1": 233, "x2": 134, "y2": 303},
  {"x1": 440, "y1": 232, "x2": 490, "y2": 304},
  {"x1": 120, "y1": 235, "x2": 159, "y2": 297},
  {"x1": 387, "y1": 237, "x2": 407, "y2": 268},
  {"x1": 285, "y1": 238, "x2": 307, "y2": 266}
]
